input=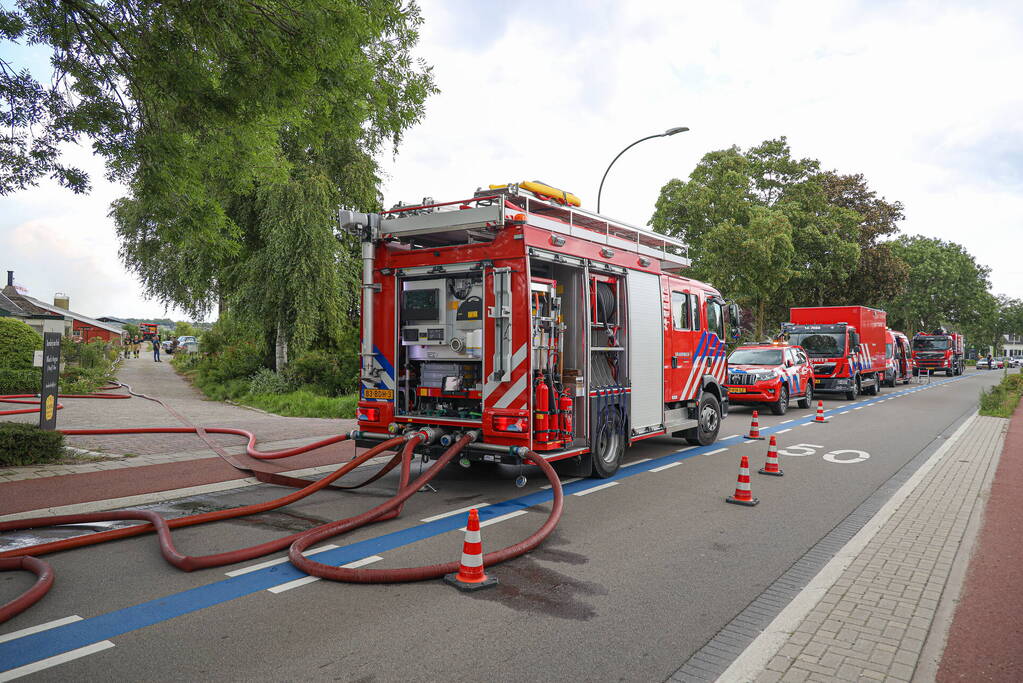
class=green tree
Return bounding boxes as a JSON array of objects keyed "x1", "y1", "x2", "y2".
[
  {"x1": 816, "y1": 172, "x2": 909, "y2": 306},
  {"x1": 3, "y1": 0, "x2": 435, "y2": 370},
  {"x1": 173, "y1": 321, "x2": 197, "y2": 338},
  {"x1": 699, "y1": 208, "x2": 795, "y2": 339},
  {"x1": 886, "y1": 236, "x2": 992, "y2": 335},
  {"x1": 651, "y1": 137, "x2": 864, "y2": 333}
]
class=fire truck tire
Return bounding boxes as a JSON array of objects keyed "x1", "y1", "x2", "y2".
[
  {"x1": 845, "y1": 376, "x2": 860, "y2": 401},
  {"x1": 946, "y1": 368, "x2": 954, "y2": 377},
  {"x1": 865, "y1": 375, "x2": 879, "y2": 395},
  {"x1": 797, "y1": 384, "x2": 813, "y2": 409},
  {"x1": 770, "y1": 385, "x2": 789, "y2": 415},
  {"x1": 684, "y1": 393, "x2": 722, "y2": 446},
  {"x1": 591, "y1": 412, "x2": 625, "y2": 478}
]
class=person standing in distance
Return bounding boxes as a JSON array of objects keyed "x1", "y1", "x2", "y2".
[{"x1": 153, "y1": 333, "x2": 162, "y2": 362}]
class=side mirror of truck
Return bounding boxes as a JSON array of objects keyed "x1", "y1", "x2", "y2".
[
  {"x1": 785, "y1": 359, "x2": 794, "y2": 367},
  {"x1": 729, "y1": 303, "x2": 741, "y2": 326},
  {"x1": 849, "y1": 330, "x2": 860, "y2": 350}
]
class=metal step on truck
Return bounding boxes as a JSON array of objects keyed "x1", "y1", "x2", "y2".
[{"x1": 340, "y1": 182, "x2": 740, "y2": 478}]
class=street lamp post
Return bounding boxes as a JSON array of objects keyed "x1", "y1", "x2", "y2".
[{"x1": 596, "y1": 126, "x2": 689, "y2": 214}]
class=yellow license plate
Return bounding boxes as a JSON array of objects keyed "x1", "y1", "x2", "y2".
[
  {"x1": 363, "y1": 389, "x2": 393, "y2": 400},
  {"x1": 814, "y1": 379, "x2": 823, "y2": 385},
  {"x1": 728, "y1": 387, "x2": 747, "y2": 393}
]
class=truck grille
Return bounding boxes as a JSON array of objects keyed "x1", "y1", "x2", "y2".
[
  {"x1": 728, "y1": 373, "x2": 756, "y2": 386},
  {"x1": 812, "y1": 363, "x2": 836, "y2": 375}
]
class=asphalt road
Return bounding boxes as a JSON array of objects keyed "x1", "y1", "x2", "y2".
[{"x1": 0, "y1": 368, "x2": 1010, "y2": 682}]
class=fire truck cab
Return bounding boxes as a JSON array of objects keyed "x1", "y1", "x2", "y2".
[
  {"x1": 342, "y1": 183, "x2": 738, "y2": 478},
  {"x1": 911, "y1": 328, "x2": 964, "y2": 377}
]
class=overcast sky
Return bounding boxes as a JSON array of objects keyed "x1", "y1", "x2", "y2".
[{"x1": 2, "y1": 0, "x2": 1021, "y2": 321}]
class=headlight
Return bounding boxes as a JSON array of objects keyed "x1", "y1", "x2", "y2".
[{"x1": 754, "y1": 371, "x2": 778, "y2": 381}]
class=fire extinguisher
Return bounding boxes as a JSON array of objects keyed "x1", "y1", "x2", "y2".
[
  {"x1": 534, "y1": 373, "x2": 550, "y2": 443},
  {"x1": 559, "y1": 391, "x2": 573, "y2": 441}
]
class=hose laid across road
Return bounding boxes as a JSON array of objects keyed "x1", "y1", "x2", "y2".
[{"x1": 0, "y1": 388, "x2": 566, "y2": 624}]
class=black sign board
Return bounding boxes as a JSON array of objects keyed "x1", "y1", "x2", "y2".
[{"x1": 39, "y1": 332, "x2": 61, "y2": 430}]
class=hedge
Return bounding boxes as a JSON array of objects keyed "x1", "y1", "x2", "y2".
[
  {"x1": 0, "y1": 367, "x2": 41, "y2": 393},
  {"x1": 0, "y1": 317, "x2": 43, "y2": 369},
  {"x1": 0, "y1": 422, "x2": 65, "y2": 466}
]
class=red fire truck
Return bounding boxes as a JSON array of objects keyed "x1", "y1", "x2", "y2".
[
  {"x1": 341, "y1": 183, "x2": 739, "y2": 478},
  {"x1": 884, "y1": 329, "x2": 912, "y2": 386},
  {"x1": 783, "y1": 305, "x2": 888, "y2": 400},
  {"x1": 911, "y1": 328, "x2": 964, "y2": 376},
  {"x1": 139, "y1": 322, "x2": 159, "y2": 341}
]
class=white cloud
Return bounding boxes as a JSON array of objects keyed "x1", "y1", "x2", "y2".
[{"x1": 2, "y1": 0, "x2": 1021, "y2": 317}]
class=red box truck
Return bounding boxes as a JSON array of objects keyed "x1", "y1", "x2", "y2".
[{"x1": 783, "y1": 305, "x2": 888, "y2": 400}]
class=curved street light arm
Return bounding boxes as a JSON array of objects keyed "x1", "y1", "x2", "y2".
[{"x1": 596, "y1": 134, "x2": 663, "y2": 214}]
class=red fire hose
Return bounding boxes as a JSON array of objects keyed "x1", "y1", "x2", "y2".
[{"x1": 0, "y1": 388, "x2": 566, "y2": 624}]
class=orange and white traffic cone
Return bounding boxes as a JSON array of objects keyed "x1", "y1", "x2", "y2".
[
  {"x1": 444, "y1": 508, "x2": 498, "y2": 591},
  {"x1": 745, "y1": 410, "x2": 765, "y2": 440},
  {"x1": 814, "y1": 400, "x2": 828, "y2": 423},
  {"x1": 726, "y1": 455, "x2": 760, "y2": 506},
  {"x1": 758, "y1": 435, "x2": 784, "y2": 476}
]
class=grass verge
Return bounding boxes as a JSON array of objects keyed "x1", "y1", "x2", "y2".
[
  {"x1": 239, "y1": 391, "x2": 359, "y2": 419},
  {"x1": 979, "y1": 372, "x2": 1023, "y2": 418}
]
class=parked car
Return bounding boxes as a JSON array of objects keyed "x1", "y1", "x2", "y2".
[
  {"x1": 1002, "y1": 356, "x2": 1020, "y2": 368},
  {"x1": 725, "y1": 342, "x2": 816, "y2": 415},
  {"x1": 976, "y1": 357, "x2": 1004, "y2": 370},
  {"x1": 176, "y1": 335, "x2": 199, "y2": 353}
]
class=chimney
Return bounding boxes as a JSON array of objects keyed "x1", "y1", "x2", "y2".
[
  {"x1": 54, "y1": 292, "x2": 70, "y2": 310},
  {"x1": 6, "y1": 271, "x2": 11, "y2": 287}
]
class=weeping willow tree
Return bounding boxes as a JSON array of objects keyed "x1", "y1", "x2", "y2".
[
  {"x1": 226, "y1": 170, "x2": 362, "y2": 369},
  {"x1": 2, "y1": 1, "x2": 435, "y2": 367}
]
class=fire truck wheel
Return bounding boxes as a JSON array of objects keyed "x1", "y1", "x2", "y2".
[
  {"x1": 865, "y1": 376, "x2": 879, "y2": 395},
  {"x1": 946, "y1": 368, "x2": 954, "y2": 377},
  {"x1": 797, "y1": 383, "x2": 813, "y2": 409},
  {"x1": 591, "y1": 411, "x2": 625, "y2": 478},
  {"x1": 684, "y1": 393, "x2": 722, "y2": 446},
  {"x1": 845, "y1": 376, "x2": 860, "y2": 401},
  {"x1": 770, "y1": 385, "x2": 789, "y2": 415}
]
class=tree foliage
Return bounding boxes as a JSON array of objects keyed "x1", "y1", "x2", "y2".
[
  {"x1": 647, "y1": 137, "x2": 986, "y2": 340},
  {"x1": 885, "y1": 236, "x2": 992, "y2": 335},
  {"x1": 4, "y1": 0, "x2": 436, "y2": 366}
]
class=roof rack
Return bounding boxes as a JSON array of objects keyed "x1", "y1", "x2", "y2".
[{"x1": 378, "y1": 185, "x2": 690, "y2": 270}]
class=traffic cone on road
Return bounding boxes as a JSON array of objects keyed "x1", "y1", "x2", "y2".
[
  {"x1": 814, "y1": 400, "x2": 828, "y2": 423},
  {"x1": 726, "y1": 455, "x2": 760, "y2": 506},
  {"x1": 444, "y1": 508, "x2": 498, "y2": 591},
  {"x1": 758, "y1": 435, "x2": 784, "y2": 476},
  {"x1": 745, "y1": 410, "x2": 765, "y2": 440}
]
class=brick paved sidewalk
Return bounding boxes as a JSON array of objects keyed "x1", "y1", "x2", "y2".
[
  {"x1": 746, "y1": 415, "x2": 1008, "y2": 682},
  {"x1": 2, "y1": 354, "x2": 355, "y2": 476}
]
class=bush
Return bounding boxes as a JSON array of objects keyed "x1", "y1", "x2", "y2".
[
  {"x1": 0, "y1": 422, "x2": 65, "y2": 466},
  {"x1": 286, "y1": 349, "x2": 357, "y2": 396},
  {"x1": 0, "y1": 367, "x2": 41, "y2": 393},
  {"x1": 62, "y1": 339, "x2": 114, "y2": 369},
  {"x1": 206, "y1": 342, "x2": 265, "y2": 383},
  {"x1": 0, "y1": 318, "x2": 43, "y2": 369},
  {"x1": 979, "y1": 373, "x2": 1023, "y2": 418},
  {"x1": 248, "y1": 368, "x2": 293, "y2": 395}
]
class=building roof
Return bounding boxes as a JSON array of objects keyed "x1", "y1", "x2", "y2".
[
  {"x1": 0, "y1": 290, "x2": 28, "y2": 316},
  {"x1": 96, "y1": 316, "x2": 129, "y2": 325},
  {"x1": 17, "y1": 294, "x2": 126, "y2": 335}
]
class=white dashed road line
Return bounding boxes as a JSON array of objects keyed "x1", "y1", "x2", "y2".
[
  {"x1": 704, "y1": 447, "x2": 729, "y2": 455},
  {"x1": 462, "y1": 509, "x2": 528, "y2": 530},
  {"x1": 267, "y1": 555, "x2": 382, "y2": 594},
  {"x1": 540, "y1": 477, "x2": 581, "y2": 490},
  {"x1": 623, "y1": 458, "x2": 652, "y2": 467},
  {"x1": 775, "y1": 428, "x2": 792, "y2": 434},
  {"x1": 0, "y1": 642, "x2": 115, "y2": 682},
  {"x1": 650, "y1": 461, "x2": 682, "y2": 472},
  {"x1": 420, "y1": 503, "x2": 490, "y2": 523},
  {"x1": 573, "y1": 481, "x2": 619, "y2": 497},
  {"x1": 225, "y1": 545, "x2": 339, "y2": 577}
]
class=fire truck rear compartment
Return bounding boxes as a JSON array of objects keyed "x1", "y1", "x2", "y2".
[{"x1": 398, "y1": 273, "x2": 485, "y2": 421}]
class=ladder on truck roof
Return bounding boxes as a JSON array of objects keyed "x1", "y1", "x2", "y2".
[{"x1": 376, "y1": 186, "x2": 691, "y2": 271}]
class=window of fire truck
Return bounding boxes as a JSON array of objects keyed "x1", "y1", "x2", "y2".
[
  {"x1": 671, "y1": 292, "x2": 692, "y2": 330},
  {"x1": 728, "y1": 348, "x2": 783, "y2": 365},
  {"x1": 885, "y1": 343, "x2": 893, "y2": 358},
  {"x1": 788, "y1": 332, "x2": 845, "y2": 357},
  {"x1": 706, "y1": 300, "x2": 724, "y2": 338},
  {"x1": 912, "y1": 337, "x2": 950, "y2": 351}
]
